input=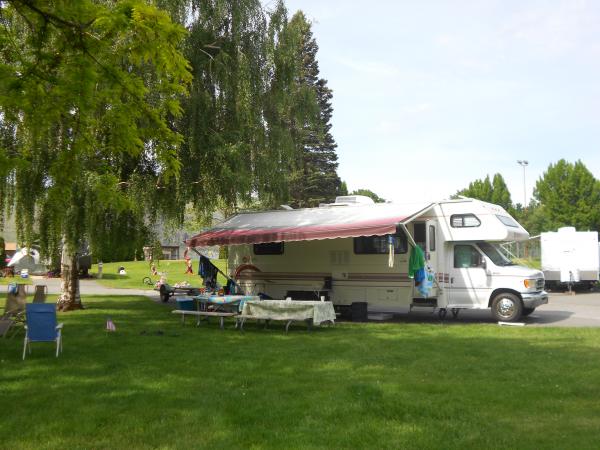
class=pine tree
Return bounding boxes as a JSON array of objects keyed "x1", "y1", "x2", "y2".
[{"x1": 287, "y1": 11, "x2": 341, "y2": 208}]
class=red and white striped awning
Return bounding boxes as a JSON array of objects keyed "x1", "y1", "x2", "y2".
[{"x1": 186, "y1": 202, "x2": 433, "y2": 247}]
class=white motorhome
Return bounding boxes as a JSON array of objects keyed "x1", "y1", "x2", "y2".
[
  {"x1": 187, "y1": 196, "x2": 548, "y2": 322},
  {"x1": 541, "y1": 227, "x2": 599, "y2": 290}
]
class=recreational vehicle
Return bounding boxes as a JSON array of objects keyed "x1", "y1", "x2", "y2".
[
  {"x1": 187, "y1": 196, "x2": 548, "y2": 322},
  {"x1": 540, "y1": 227, "x2": 599, "y2": 290}
]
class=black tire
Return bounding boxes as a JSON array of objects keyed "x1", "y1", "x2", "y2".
[
  {"x1": 522, "y1": 307, "x2": 536, "y2": 316},
  {"x1": 451, "y1": 308, "x2": 460, "y2": 318},
  {"x1": 491, "y1": 292, "x2": 523, "y2": 322},
  {"x1": 438, "y1": 308, "x2": 447, "y2": 320}
]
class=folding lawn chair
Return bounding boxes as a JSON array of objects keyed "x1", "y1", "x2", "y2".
[
  {"x1": 32, "y1": 285, "x2": 48, "y2": 303},
  {"x1": 0, "y1": 318, "x2": 12, "y2": 338},
  {"x1": 23, "y1": 303, "x2": 64, "y2": 360},
  {"x1": 1, "y1": 283, "x2": 27, "y2": 338}
]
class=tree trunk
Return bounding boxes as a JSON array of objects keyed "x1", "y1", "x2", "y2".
[{"x1": 57, "y1": 240, "x2": 83, "y2": 311}]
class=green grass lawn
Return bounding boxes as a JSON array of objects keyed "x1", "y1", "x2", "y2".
[
  {"x1": 2, "y1": 295, "x2": 600, "y2": 449},
  {"x1": 92, "y1": 259, "x2": 229, "y2": 289},
  {"x1": 513, "y1": 257, "x2": 542, "y2": 270}
]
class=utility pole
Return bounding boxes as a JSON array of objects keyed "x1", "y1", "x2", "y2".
[{"x1": 517, "y1": 160, "x2": 528, "y2": 208}]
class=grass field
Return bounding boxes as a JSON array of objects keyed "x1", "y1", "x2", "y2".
[
  {"x1": 2, "y1": 295, "x2": 600, "y2": 449},
  {"x1": 92, "y1": 259, "x2": 229, "y2": 290}
]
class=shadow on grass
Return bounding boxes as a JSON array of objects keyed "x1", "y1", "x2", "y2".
[{"x1": 1, "y1": 296, "x2": 600, "y2": 449}]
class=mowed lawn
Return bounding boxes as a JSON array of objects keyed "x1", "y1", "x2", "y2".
[
  {"x1": 2, "y1": 296, "x2": 600, "y2": 449},
  {"x1": 92, "y1": 259, "x2": 229, "y2": 290}
]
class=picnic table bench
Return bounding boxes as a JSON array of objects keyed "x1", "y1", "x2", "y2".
[{"x1": 171, "y1": 309, "x2": 238, "y2": 329}]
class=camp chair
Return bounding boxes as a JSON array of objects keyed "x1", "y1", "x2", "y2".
[
  {"x1": 1, "y1": 283, "x2": 27, "y2": 337},
  {"x1": 32, "y1": 285, "x2": 48, "y2": 303},
  {"x1": 0, "y1": 319, "x2": 12, "y2": 338},
  {"x1": 22, "y1": 303, "x2": 63, "y2": 360},
  {"x1": 4, "y1": 283, "x2": 27, "y2": 316}
]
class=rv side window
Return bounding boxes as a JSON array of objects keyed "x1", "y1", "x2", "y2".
[
  {"x1": 454, "y1": 245, "x2": 483, "y2": 268},
  {"x1": 253, "y1": 242, "x2": 284, "y2": 255},
  {"x1": 429, "y1": 225, "x2": 436, "y2": 251},
  {"x1": 450, "y1": 214, "x2": 481, "y2": 228},
  {"x1": 354, "y1": 228, "x2": 408, "y2": 254}
]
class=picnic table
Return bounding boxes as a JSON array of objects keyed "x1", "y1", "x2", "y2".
[
  {"x1": 238, "y1": 299, "x2": 336, "y2": 333},
  {"x1": 172, "y1": 294, "x2": 260, "y2": 329},
  {"x1": 194, "y1": 294, "x2": 260, "y2": 313}
]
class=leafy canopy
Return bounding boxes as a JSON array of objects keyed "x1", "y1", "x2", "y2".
[
  {"x1": 0, "y1": 0, "x2": 191, "y2": 258},
  {"x1": 533, "y1": 159, "x2": 600, "y2": 231}
]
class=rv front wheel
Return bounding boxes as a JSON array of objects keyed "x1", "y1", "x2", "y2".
[
  {"x1": 522, "y1": 307, "x2": 535, "y2": 316},
  {"x1": 491, "y1": 293, "x2": 523, "y2": 322}
]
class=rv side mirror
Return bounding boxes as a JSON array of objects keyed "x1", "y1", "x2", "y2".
[{"x1": 480, "y1": 256, "x2": 487, "y2": 269}]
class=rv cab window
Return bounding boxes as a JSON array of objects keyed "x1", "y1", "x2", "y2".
[
  {"x1": 454, "y1": 245, "x2": 484, "y2": 268},
  {"x1": 253, "y1": 242, "x2": 284, "y2": 255},
  {"x1": 450, "y1": 214, "x2": 481, "y2": 228},
  {"x1": 354, "y1": 227, "x2": 408, "y2": 254}
]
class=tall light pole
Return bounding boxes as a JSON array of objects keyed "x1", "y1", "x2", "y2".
[{"x1": 517, "y1": 160, "x2": 528, "y2": 208}]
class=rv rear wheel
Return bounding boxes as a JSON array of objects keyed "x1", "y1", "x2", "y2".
[{"x1": 491, "y1": 293, "x2": 523, "y2": 322}]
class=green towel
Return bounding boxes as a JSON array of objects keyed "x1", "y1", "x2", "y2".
[{"x1": 408, "y1": 246, "x2": 425, "y2": 278}]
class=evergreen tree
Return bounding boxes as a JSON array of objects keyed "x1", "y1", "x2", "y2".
[{"x1": 286, "y1": 11, "x2": 341, "y2": 208}]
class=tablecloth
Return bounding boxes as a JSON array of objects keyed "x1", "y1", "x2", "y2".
[
  {"x1": 194, "y1": 295, "x2": 260, "y2": 312},
  {"x1": 241, "y1": 300, "x2": 336, "y2": 325}
]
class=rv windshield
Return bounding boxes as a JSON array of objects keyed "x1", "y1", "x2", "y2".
[{"x1": 477, "y1": 242, "x2": 514, "y2": 266}]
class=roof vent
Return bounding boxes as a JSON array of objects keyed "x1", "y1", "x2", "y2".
[{"x1": 333, "y1": 195, "x2": 375, "y2": 205}]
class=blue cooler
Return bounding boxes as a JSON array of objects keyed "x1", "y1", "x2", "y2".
[{"x1": 176, "y1": 297, "x2": 196, "y2": 311}]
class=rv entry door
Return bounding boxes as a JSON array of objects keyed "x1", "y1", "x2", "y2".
[{"x1": 447, "y1": 244, "x2": 489, "y2": 308}]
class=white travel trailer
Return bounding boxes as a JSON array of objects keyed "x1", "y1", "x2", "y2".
[
  {"x1": 187, "y1": 196, "x2": 548, "y2": 322},
  {"x1": 541, "y1": 227, "x2": 599, "y2": 290}
]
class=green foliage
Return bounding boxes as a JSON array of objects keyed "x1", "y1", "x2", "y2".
[
  {"x1": 0, "y1": 1, "x2": 191, "y2": 259},
  {"x1": 533, "y1": 159, "x2": 600, "y2": 232},
  {"x1": 455, "y1": 161, "x2": 600, "y2": 235},
  {"x1": 174, "y1": 0, "x2": 316, "y2": 214},
  {"x1": 338, "y1": 180, "x2": 349, "y2": 196},
  {"x1": 0, "y1": 236, "x2": 5, "y2": 269},
  {"x1": 350, "y1": 189, "x2": 386, "y2": 203},
  {"x1": 455, "y1": 173, "x2": 512, "y2": 211},
  {"x1": 286, "y1": 11, "x2": 342, "y2": 208}
]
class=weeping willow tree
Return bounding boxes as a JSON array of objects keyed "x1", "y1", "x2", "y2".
[
  {"x1": 1, "y1": 0, "x2": 331, "y2": 310},
  {"x1": 159, "y1": 0, "x2": 320, "y2": 219},
  {"x1": 0, "y1": 1, "x2": 191, "y2": 309}
]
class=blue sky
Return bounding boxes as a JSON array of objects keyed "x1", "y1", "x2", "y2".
[{"x1": 280, "y1": 0, "x2": 600, "y2": 204}]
